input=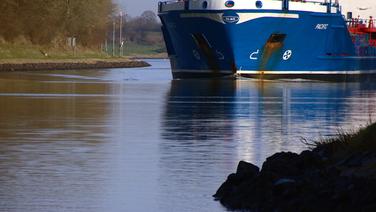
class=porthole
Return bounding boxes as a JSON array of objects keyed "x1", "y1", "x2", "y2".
[
  {"x1": 225, "y1": 1, "x2": 235, "y2": 8},
  {"x1": 256, "y1": 0, "x2": 263, "y2": 9}
]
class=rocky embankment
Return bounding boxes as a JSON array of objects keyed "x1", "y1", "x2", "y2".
[
  {"x1": 0, "y1": 59, "x2": 150, "y2": 71},
  {"x1": 214, "y1": 123, "x2": 376, "y2": 211}
]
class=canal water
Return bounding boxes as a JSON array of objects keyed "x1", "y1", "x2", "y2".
[{"x1": 0, "y1": 59, "x2": 376, "y2": 211}]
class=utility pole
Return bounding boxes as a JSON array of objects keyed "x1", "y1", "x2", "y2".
[
  {"x1": 112, "y1": 20, "x2": 116, "y2": 56},
  {"x1": 119, "y1": 11, "x2": 123, "y2": 57}
]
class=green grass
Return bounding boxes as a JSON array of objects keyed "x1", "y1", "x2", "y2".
[
  {"x1": 0, "y1": 43, "x2": 111, "y2": 60},
  {"x1": 0, "y1": 42, "x2": 166, "y2": 60},
  {"x1": 302, "y1": 122, "x2": 376, "y2": 160},
  {"x1": 121, "y1": 42, "x2": 166, "y2": 57}
]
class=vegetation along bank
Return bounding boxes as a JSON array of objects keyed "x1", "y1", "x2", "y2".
[{"x1": 0, "y1": 1, "x2": 166, "y2": 60}]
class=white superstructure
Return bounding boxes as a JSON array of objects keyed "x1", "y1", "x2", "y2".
[{"x1": 159, "y1": 0, "x2": 340, "y2": 13}]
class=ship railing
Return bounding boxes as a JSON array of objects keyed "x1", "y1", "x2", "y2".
[
  {"x1": 347, "y1": 17, "x2": 375, "y2": 29},
  {"x1": 282, "y1": 0, "x2": 341, "y2": 13},
  {"x1": 158, "y1": 0, "x2": 188, "y2": 13},
  {"x1": 158, "y1": 0, "x2": 338, "y2": 5},
  {"x1": 287, "y1": 0, "x2": 339, "y2": 6}
]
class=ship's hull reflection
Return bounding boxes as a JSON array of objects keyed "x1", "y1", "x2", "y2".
[{"x1": 162, "y1": 79, "x2": 376, "y2": 162}]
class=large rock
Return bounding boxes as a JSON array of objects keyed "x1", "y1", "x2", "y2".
[
  {"x1": 214, "y1": 150, "x2": 376, "y2": 211},
  {"x1": 213, "y1": 161, "x2": 259, "y2": 201},
  {"x1": 236, "y1": 160, "x2": 260, "y2": 179},
  {"x1": 261, "y1": 152, "x2": 301, "y2": 179}
]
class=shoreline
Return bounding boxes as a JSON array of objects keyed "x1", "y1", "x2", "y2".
[
  {"x1": 128, "y1": 53, "x2": 168, "y2": 60},
  {"x1": 0, "y1": 58, "x2": 151, "y2": 71},
  {"x1": 214, "y1": 123, "x2": 376, "y2": 211}
]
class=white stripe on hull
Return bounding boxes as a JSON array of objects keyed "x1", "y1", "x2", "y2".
[
  {"x1": 237, "y1": 70, "x2": 376, "y2": 75},
  {"x1": 237, "y1": 13, "x2": 299, "y2": 24},
  {"x1": 172, "y1": 70, "x2": 376, "y2": 75},
  {"x1": 172, "y1": 69, "x2": 233, "y2": 74},
  {"x1": 180, "y1": 12, "x2": 299, "y2": 24}
]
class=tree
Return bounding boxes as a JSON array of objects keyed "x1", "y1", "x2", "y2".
[
  {"x1": 140, "y1": 10, "x2": 157, "y2": 24},
  {"x1": 122, "y1": 10, "x2": 163, "y2": 45},
  {"x1": 0, "y1": 0, "x2": 114, "y2": 46}
]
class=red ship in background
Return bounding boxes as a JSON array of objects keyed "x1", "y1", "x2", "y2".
[{"x1": 348, "y1": 15, "x2": 376, "y2": 56}]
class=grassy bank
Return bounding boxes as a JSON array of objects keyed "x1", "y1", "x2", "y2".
[
  {"x1": 314, "y1": 122, "x2": 376, "y2": 153},
  {"x1": 121, "y1": 42, "x2": 167, "y2": 58},
  {"x1": 0, "y1": 43, "x2": 156, "y2": 71},
  {"x1": 0, "y1": 43, "x2": 167, "y2": 60},
  {"x1": 0, "y1": 43, "x2": 108, "y2": 60},
  {"x1": 310, "y1": 122, "x2": 376, "y2": 178}
]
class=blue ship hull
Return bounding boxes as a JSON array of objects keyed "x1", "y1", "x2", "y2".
[{"x1": 159, "y1": 9, "x2": 376, "y2": 79}]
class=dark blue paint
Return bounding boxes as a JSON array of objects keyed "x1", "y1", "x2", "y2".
[
  {"x1": 159, "y1": 9, "x2": 376, "y2": 78},
  {"x1": 256, "y1": 0, "x2": 263, "y2": 9}
]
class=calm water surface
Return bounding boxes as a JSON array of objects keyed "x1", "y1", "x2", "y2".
[{"x1": 0, "y1": 59, "x2": 376, "y2": 211}]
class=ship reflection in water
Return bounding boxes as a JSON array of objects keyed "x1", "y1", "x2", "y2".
[
  {"x1": 162, "y1": 79, "x2": 376, "y2": 163},
  {"x1": 160, "y1": 78, "x2": 376, "y2": 211},
  {"x1": 0, "y1": 60, "x2": 375, "y2": 212}
]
